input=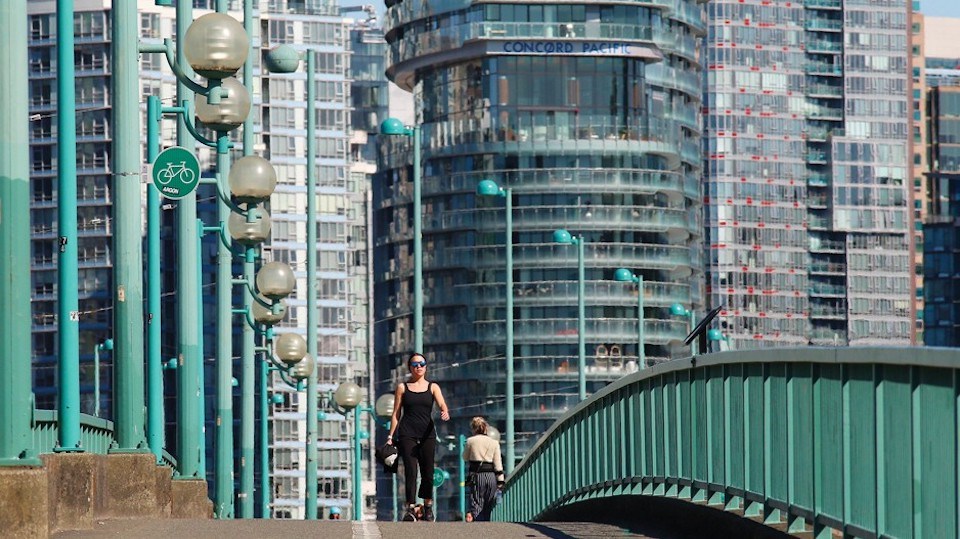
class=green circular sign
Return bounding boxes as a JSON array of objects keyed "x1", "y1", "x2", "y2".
[
  {"x1": 153, "y1": 146, "x2": 200, "y2": 200},
  {"x1": 432, "y1": 468, "x2": 449, "y2": 488}
]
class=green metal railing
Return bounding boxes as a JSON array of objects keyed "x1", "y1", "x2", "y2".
[
  {"x1": 33, "y1": 410, "x2": 116, "y2": 454},
  {"x1": 495, "y1": 347, "x2": 960, "y2": 539}
]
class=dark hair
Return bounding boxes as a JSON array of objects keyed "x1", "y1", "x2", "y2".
[{"x1": 408, "y1": 352, "x2": 425, "y2": 365}]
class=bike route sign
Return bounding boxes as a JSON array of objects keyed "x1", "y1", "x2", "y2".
[{"x1": 152, "y1": 146, "x2": 200, "y2": 200}]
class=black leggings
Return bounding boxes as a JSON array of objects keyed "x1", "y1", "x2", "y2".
[{"x1": 396, "y1": 435, "x2": 436, "y2": 504}]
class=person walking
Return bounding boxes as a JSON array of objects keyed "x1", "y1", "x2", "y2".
[
  {"x1": 387, "y1": 353, "x2": 450, "y2": 522},
  {"x1": 462, "y1": 416, "x2": 504, "y2": 522}
]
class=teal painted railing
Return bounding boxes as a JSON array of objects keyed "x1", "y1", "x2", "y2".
[
  {"x1": 32, "y1": 410, "x2": 177, "y2": 470},
  {"x1": 33, "y1": 409, "x2": 116, "y2": 454},
  {"x1": 495, "y1": 347, "x2": 960, "y2": 539}
]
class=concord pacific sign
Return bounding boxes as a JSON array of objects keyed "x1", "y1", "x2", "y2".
[{"x1": 492, "y1": 40, "x2": 659, "y2": 59}]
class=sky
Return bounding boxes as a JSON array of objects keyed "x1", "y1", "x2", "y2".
[{"x1": 921, "y1": 0, "x2": 960, "y2": 18}]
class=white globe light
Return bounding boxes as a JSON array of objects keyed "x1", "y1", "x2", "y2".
[
  {"x1": 334, "y1": 382, "x2": 363, "y2": 410},
  {"x1": 256, "y1": 261, "x2": 295, "y2": 300},
  {"x1": 274, "y1": 333, "x2": 307, "y2": 366},
  {"x1": 184, "y1": 13, "x2": 249, "y2": 79},
  {"x1": 252, "y1": 296, "x2": 286, "y2": 325},
  {"x1": 228, "y1": 206, "x2": 271, "y2": 245},
  {"x1": 230, "y1": 156, "x2": 277, "y2": 203},
  {"x1": 196, "y1": 77, "x2": 251, "y2": 132}
]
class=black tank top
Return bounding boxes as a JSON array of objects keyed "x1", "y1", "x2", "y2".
[{"x1": 397, "y1": 382, "x2": 436, "y2": 439}]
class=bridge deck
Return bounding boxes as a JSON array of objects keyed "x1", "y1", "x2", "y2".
[{"x1": 53, "y1": 519, "x2": 654, "y2": 539}]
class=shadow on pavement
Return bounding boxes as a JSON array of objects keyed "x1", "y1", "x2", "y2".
[{"x1": 536, "y1": 495, "x2": 792, "y2": 539}]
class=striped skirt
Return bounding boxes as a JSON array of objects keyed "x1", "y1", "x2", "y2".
[{"x1": 469, "y1": 470, "x2": 499, "y2": 522}]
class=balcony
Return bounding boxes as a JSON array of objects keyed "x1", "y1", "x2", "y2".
[
  {"x1": 807, "y1": 40, "x2": 842, "y2": 54},
  {"x1": 805, "y1": 0, "x2": 842, "y2": 9},
  {"x1": 805, "y1": 62, "x2": 843, "y2": 77},
  {"x1": 805, "y1": 84, "x2": 843, "y2": 98},
  {"x1": 807, "y1": 174, "x2": 830, "y2": 187},
  {"x1": 805, "y1": 18, "x2": 843, "y2": 32},
  {"x1": 805, "y1": 151, "x2": 829, "y2": 164}
]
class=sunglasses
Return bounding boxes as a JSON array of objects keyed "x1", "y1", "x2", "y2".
[{"x1": 410, "y1": 361, "x2": 427, "y2": 368}]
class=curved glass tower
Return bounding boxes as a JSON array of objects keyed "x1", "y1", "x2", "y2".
[{"x1": 374, "y1": 0, "x2": 706, "y2": 517}]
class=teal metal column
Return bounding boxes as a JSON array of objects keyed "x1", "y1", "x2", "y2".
[
  {"x1": 239, "y1": 0, "x2": 256, "y2": 518},
  {"x1": 146, "y1": 96, "x2": 164, "y2": 461},
  {"x1": 0, "y1": 0, "x2": 40, "y2": 466},
  {"x1": 413, "y1": 126, "x2": 423, "y2": 352},
  {"x1": 258, "y1": 349, "x2": 270, "y2": 518},
  {"x1": 56, "y1": 0, "x2": 82, "y2": 452},
  {"x1": 352, "y1": 408, "x2": 362, "y2": 520},
  {"x1": 215, "y1": 135, "x2": 235, "y2": 519},
  {"x1": 576, "y1": 236, "x2": 585, "y2": 401},
  {"x1": 458, "y1": 434, "x2": 466, "y2": 520},
  {"x1": 638, "y1": 276, "x2": 645, "y2": 369},
  {"x1": 111, "y1": 0, "x2": 147, "y2": 451},
  {"x1": 504, "y1": 189, "x2": 514, "y2": 473},
  {"x1": 239, "y1": 246, "x2": 255, "y2": 518},
  {"x1": 305, "y1": 50, "x2": 319, "y2": 520},
  {"x1": 175, "y1": 0, "x2": 203, "y2": 480}
]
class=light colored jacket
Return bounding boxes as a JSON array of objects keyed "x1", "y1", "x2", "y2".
[{"x1": 462, "y1": 434, "x2": 505, "y2": 484}]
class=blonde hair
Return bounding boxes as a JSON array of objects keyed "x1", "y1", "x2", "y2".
[{"x1": 470, "y1": 416, "x2": 488, "y2": 435}]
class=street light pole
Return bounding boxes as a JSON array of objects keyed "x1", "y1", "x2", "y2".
[
  {"x1": 576, "y1": 238, "x2": 585, "y2": 400},
  {"x1": 553, "y1": 230, "x2": 586, "y2": 401},
  {"x1": 56, "y1": 0, "x2": 82, "y2": 452},
  {"x1": 145, "y1": 96, "x2": 164, "y2": 462},
  {"x1": 305, "y1": 50, "x2": 320, "y2": 520},
  {"x1": 457, "y1": 434, "x2": 466, "y2": 520},
  {"x1": 380, "y1": 119, "x2": 423, "y2": 352},
  {"x1": 175, "y1": 0, "x2": 203, "y2": 482},
  {"x1": 0, "y1": 0, "x2": 41, "y2": 465},
  {"x1": 476, "y1": 180, "x2": 514, "y2": 473},
  {"x1": 111, "y1": 0, "x2": 147, "y2": 452},
  {"x1": 614, "y1": 269, "x2": 646, "y2": 369},
  {"x1": 239, "y1": 0, "x2": 256, "y2": 517}
]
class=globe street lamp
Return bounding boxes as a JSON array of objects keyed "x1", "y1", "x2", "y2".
[
  {"x1": 476, "y1": 179, "x2": 516, "y2": 473},
  {"x1": 380, "y1": 117, "x2": 423, "y2": 352},
  {"x1": 372, "y1": 394, "x2": 399, "y2": 521},
  {"x1": 553, "y1": 229, "x2": 587, "y2": 401},
  {"x1": 614, "y1": 269, "x2": 646, "y2": 370},
  {"x1": 332, "y1": 383, "x2": 394, "y2": 520},
  {"x1": 670, "y1": 303, "x2": 696, "y2": 356},
  {"x1": 137, "y1": 6, "x2": 253, "y2": 485}
]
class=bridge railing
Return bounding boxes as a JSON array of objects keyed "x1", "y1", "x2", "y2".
[
  {"x1": 33, "y1": 409, "x2": 116, "y2": 454},
  {"x1": 495, "y1": 347, "x2": 960, "y2": 538}
]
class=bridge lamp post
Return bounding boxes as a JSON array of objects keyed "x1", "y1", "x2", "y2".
[
  {"x1": 670, "y1": 303, "x2": 696, "y2": 355},
  {"x1": 707, "y1": 329, "x2": 732, "y2": 352},
  {"x1": 476, "y1": 179, "x2": 516, "y2": 473},
  {"x1": 553, "y1": 229, "x2": 586, "y2": 401},
  {"x1": 251, "y1": 293, "x2": 287, "y2": 518},
  {"x1": 92, "y1": 339, "x2": 114, "y2": 417},
  {"x1": 614, "y1": 269, "x2": 645, "y2": 370},
  {"x1": 379, "y1": 117, "x2": 423, "y2": 352},
  {"x1": 332, "y1": 382, "x2": 395, "y2": 521}
]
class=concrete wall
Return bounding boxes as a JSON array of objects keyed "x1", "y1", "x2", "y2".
[{"x1": 0, "y1": 453, "x2": 211, "y2": 538}]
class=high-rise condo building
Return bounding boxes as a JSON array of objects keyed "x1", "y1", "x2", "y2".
[
  {"x1": 703, "y1": 0, "x2": 913, "y2": 348},
  {"x1": 376, "y1": 0, "x2": 707, "y2": 518}
]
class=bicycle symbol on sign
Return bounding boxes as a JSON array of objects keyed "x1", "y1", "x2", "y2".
[{"x1": 156, "y1": 161, "x2": 197, "y2": 186}]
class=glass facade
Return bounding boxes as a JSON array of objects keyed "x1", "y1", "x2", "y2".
[
  {"x1": 28, "y1": 6, "x2": 116, "y2": 417},
  {"x1": 704, "y1": 0, "x2": 913, "y2": 347},
  {"x1": 377, "y1": 0, "x2": 706, "y2": 520},
  {"x1": 924, "y1": 86, "x2": 960, "y2": 347}
]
